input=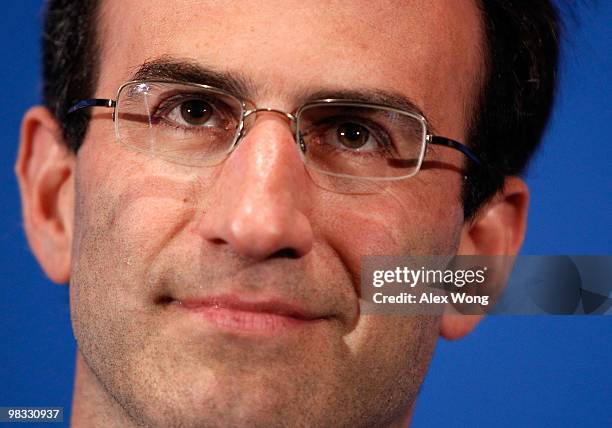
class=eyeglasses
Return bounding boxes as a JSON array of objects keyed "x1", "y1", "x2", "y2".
[{"x1": 68, "y1": 80, "x2": 483, "y2": 181}]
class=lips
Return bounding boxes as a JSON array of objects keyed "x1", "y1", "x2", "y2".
[{"x1": 170, "y1": 295, "x2": 330, "y2": 335}]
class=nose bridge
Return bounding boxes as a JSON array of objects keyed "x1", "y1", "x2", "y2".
[
  {"x1": 198, "y1": 112, "x2": 314, "y2": 261},
  {"x1": 237, "y1": 116, "x2": 302, "y2": 195},
  {"x1": 244, "y1": 107, "x2": 297, "y2": 124},
  {"x1": 239, "y1": 108, "x2": 305, "y2": 154}
]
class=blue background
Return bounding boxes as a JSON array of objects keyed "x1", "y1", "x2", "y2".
[{"x1": 0, "y1": 1, "x2": 610, "y2": 427}]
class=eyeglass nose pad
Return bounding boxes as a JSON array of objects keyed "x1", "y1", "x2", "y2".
[
  {"x1": 232, "y1": 111, "x2": 256, "y2": 149},
  {"x1": 298, "y1": 134, "x2": 307, "y2": 153}
]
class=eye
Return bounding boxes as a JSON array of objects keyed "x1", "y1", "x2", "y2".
[
  {"x1": 318, "y1": 118, "x2": 391, "y2": 153},
  {"x1": 156, "y1": 94, "x2": 238, "y2": 131},
  {"x1": 166, "y1": 99, "x2": 217, "y2": 127},
  {"x1": 336, "y1": 122, "x2": 370, "y2": 149},
  {"x1": 179, "y1": 99, "x2": 213, "y2": 125},
  {"x1": 298, "y1": 109, "x2": 394, "y2": 154}
]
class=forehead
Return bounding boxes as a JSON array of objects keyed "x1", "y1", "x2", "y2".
[{"x1": 98, "y1": 0, "x2": 483, "y2": 131}]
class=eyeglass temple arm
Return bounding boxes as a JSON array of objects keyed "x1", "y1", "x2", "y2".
[
  {"x1": 68, "y1": 98, "x2": 116, "y2": 114},
  {"x1": 428, "y1": 135, "x2": 483, "y2": 166}
]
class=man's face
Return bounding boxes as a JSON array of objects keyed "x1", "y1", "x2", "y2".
[{"x1": 70, "y1": 0, "x2": 484, "y2": 426}]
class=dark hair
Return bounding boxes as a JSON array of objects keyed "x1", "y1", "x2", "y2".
[
  {"x1": 41, "y1": 0, "x2": 560, "y2": 219},
  {"x1": 465, "y1": 1, "x2": 561, "y2": 218},
  {"x1": 42, "y1": 0, "x2": 99, "y2": 152}
]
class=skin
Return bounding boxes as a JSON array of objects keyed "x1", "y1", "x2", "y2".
[{"x1": 16, "y1": 0, "x2": 530, "y2": 426}]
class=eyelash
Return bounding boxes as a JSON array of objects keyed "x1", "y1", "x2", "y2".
[
  {"x1": 313, "y1": 116, "x2": 397, "y2": 154},
  {"x1": 152, "y1": 94, "x2": 227, "y2": 128}
]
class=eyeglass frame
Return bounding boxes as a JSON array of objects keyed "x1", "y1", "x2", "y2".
[{"x1": 68, "y1": 79, "x2": 484, "y2": 180}]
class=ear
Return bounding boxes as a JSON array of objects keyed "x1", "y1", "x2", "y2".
[
  {"x1": 15, "y1": 106, "x2": 76, "y2": 284},
  {"x1": 440, "y1": 177, "x2": 529, "y2": 339}
]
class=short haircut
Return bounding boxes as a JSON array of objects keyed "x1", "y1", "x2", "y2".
[{"x1": 41, "y1": 0, "x2": 560, "y2": 219}]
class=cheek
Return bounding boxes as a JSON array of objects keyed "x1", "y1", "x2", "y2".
[
  {"x1": 69, "y1": 150, "x2": 205, "y2": 372},
  {"x1": 71, "y1": 143, "x2": 201, "y2": 304},
  {"x1": 318, "y1": 178, "x2": 463, "y2": 268}
]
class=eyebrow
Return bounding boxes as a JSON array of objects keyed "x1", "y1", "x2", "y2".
[
  {"x1": 131, "y1": 56, "x2": 255, "y2": 98},
  {"x1": 129, "y1": 56, "x2": 434, "y2": 128}
]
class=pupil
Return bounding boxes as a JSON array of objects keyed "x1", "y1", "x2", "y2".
[
  {"x1": 337, "y1": 123, "x2": 369, "y2": 149},
  {"x1": 180, "y1": 100, "x2": 212, "y2": 125}
]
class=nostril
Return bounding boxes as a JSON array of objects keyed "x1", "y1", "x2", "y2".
[
  {"x1": 269, "y1": 248, "x2": 300, "y2": 260},
  {"x1": 208, "y1": 237, "x2": 226, "y2": 246}
]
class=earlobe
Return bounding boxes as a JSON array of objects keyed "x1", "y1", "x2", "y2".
[
  {"x1": 15, "y1": 106, "x2": 75, "y2": 284},
  {"x1": 439, "y1": 314, "x2": 482, "y2": 340},
  {"x1": 440, "y1": 177, "x2": 530, "y2": 339}
]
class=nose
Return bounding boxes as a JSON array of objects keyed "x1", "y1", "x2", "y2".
[{"x1": 197, "y1": 113, "x2": 314, "y2": 261}]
